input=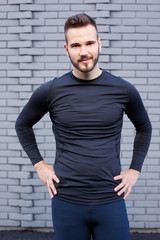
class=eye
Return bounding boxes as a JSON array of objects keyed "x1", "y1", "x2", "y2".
[
  {"x1": 87, "y1": 41, "x2": 95, "y2": 46},
  {"x1": 71, "y1": 44, "x2": 80, "y2": 48}
]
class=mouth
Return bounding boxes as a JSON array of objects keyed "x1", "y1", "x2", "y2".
[{"x1": 79, "y1": 58, "x2": 92, "y2": 63}]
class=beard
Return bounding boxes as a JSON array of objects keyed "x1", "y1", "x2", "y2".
[{"x1": 68, "y1": 49, "x2": 100, "y2": 74}]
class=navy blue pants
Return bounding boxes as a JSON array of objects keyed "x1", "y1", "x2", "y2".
[{"x1": 52, "y1": 197, "x2": 130, "y2": 240}]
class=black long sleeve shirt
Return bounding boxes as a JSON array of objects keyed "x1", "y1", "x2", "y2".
[{"x1": 15, "y1": 70, "x2": 152, "y2": 205}]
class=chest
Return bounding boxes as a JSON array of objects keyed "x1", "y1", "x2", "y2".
[{"x1": 49, "y1": 84, "x2": 127, "y2": 128}]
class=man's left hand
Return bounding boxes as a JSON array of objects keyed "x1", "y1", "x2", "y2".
[{"x1": 113, "y1": 169, "x2": 140, "y2": 200}]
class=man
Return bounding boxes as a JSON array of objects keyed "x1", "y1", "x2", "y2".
[{"x1": 16, "y1": 13, "x2": 152, "y2": 240}]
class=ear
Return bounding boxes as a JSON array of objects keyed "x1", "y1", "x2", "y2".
[
  {"x1": 98, "y1": 38, "x2": 101, "y2": 52},
  {"x1": 64, "y1": 43, "x2": 69, "y2": 57}
]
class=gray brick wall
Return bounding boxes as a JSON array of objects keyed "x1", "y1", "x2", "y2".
[{"x1": 0, "y1": 0, "x2": 159, "y2": 230}]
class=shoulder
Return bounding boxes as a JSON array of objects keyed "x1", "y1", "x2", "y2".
[{"x1": 104, "y1": 70, "x2": 139, "y2": 95}]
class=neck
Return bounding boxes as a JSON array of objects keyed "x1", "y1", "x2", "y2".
[{"x1": 72, "y1": 65, "x2": 102, "y2": 80}]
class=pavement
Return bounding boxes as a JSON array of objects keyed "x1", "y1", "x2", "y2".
[{"x1": 0, "y1": 230, "x2": 160, "y2": 240}]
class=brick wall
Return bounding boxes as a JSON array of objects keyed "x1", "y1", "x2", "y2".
[{"x1": 0, "y1": 0, "x2": 159, "y2": 229}]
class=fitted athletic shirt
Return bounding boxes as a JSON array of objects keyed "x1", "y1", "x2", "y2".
[{"x1": 15, "y1": 70, "x2": 152, "y2": 205}]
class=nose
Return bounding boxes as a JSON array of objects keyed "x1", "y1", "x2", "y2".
[{"x1": 80, "y1": 46, "x2": 88, "y2": 56}]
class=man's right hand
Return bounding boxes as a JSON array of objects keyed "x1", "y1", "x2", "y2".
[{"x1": 34, "y1": 160, "x2": 60, "y2": 198}]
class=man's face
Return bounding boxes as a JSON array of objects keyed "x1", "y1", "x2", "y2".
[{"x1": 64, "y1": 24, "x2": 101, "y2": 74}]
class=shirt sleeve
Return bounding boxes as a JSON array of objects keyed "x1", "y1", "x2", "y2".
[
  {"x1": 125, "y1": 82, "x2": 152, "y2": 172},
  {"x1": 15, "y1": 80, "x2": 53, "y2": 166}
]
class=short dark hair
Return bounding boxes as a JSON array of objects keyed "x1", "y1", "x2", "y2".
[{"x1": 64, "y1": 13, "x2": 98, "y2": 41}]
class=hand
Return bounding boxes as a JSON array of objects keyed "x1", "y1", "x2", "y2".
[
  {"x1": 34, "y1": 160, "x2": 60, "y2": 198},
  {"x1": 113, "y1": 169, "x2": 140, "y2": 200}
]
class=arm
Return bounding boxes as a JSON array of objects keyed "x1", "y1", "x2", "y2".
[
  {"x1": 114, "y1": 83, "x2": 152, "y2": 199},
  {"x1": 15, "y1": 81, "x2": 59, "y2": 198}
]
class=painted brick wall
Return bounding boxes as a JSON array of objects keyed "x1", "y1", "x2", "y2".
[{"x1": 0, "y1": 0, "x2": 159, "y2": 229}]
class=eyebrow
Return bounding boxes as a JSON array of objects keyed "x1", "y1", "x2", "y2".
[{"x1": 70, "y1": 40, "x2": 96, "y2": 47}]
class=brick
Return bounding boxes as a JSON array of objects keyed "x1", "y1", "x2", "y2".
[
  {"x1": 136, "y1": 26, "x2": 160, "y2": 33},
  {"x1": 149, "y1": 64, "x2": 160, "y2": 70},
  {"x1": 9, "y1": 199, "x2": 33, "y2": 207},
  {"x1": 0, "y1": 220, "x2": 20, "y2": 227},
  {"x1": 97, "y1": 4, "x2": 121, "y2": 11},
  {"x1": 135, "y1": 201, "x2": 158, "y2": 207},
  {"x1": 35, "y1": 213, "x2": 51, "y2": 220},
  {"x1": 8, "y1": 41, "x2": 32, "y2": 48},
  {"x1": 0, "y1": 34, "x2": 18, "y2": 41},
  {"x1": 137, "y1": 0, "x2": 160, "y2": 3},
  {"x1": 59, "y1": 11, "x2": 109, "y2": 19},
  {"x1": 19, "y1": 48, "x2": 44, "y2": 55},
  {"x1": 21, "y1": 220, "x2": 45, "y2": 228},
  {"x1": 111, "y1": 11, "x2": 135, "y2": 18},
  {"x1": 136, "y1": 41, "x2": 160, "y2": 48},
  {"x1": 34, "y1": 26, "x2": 57, "y2": 33},
  {"x1": 0, "y1": 42, "x2": 6, "y2": 48},
  {"x1": 21, "y1": 193, "x2": 45, "y2": 200},
  {"x1": 46, "y1": 19, "x2": 65, "y2": 26},
  {"x1": 34, "y1": 41, "x2": 57, "y2": 48},
  {"x1": 8, "y1": 11, "x2": 32, "y2": 19},
  {"x1": 33, "y1": 70, "x2": 57, "y2": 78},
  {"x1": 149, "y1": 49, "x2": 160, "y2": 55},
  {"x1": 59, "y1": 0, "x2": 83, "y2": 2},
  {"x1": 127, "y1": 208, "x2": 145, "y2": 215},
  {"x1": 85, "y1": 0, "x2": 109, "y2": 2},
  {"x1": 123, "y1": 48, "x2": 147, "y2": 55},
  {"x1": 20, "y1": 19, "x2": 45, "y2": 26},
  {"x1": 0, "y1": 213, "x2": 8, "y2": 219},
  {"x1": 0, "y1": 27, "x2": 6, "y2": 33},
  {"x1": 111, "y1": 56, "x2": 135, "y2": 62},
  {"x1": 20, "y1": 4, "x2": 45, "y2": 11},
  {"x1": 0, "y1": 12, "x2": 7, "y2": 18},
  {"x1": 19, "y1": 77, "x2": 44, "y2": 84},
  {"x1": 111, "y1": 26, "x2": 134, "y2": 33},
  {"x1": 20, "y1": 33, "x2": 45, "y2": 40},
  {"x1": 72, "y1": 4, "x2": 96, "y2": 11},
  {"x1": 7, "y1": 70, "x2": 32, "y2": 78},
  {"x1": 0, "y1": 191, "x2": 19, "y2": 199},
  {"x1": 147, "y1": 208, "x2": 160, "y2": 215},
  {"x1": 34, "y1": 12, "x2": 58, "y2": 19},
  {"x1": 123, "y1": 34, "x2": 147, "y2": 40},
  {"x1": 123, "y1": 4, "x2": 147, "y2": 11},
  {"x1": 8, "y1": 0, "x2": 33, "y2": 3},
  {"x1": 134, "y1": 215, "x2": 157, "y2": 222},
  {"x1": 8, "y1": 56, "x2": 32, "y2": 63},
  {"x1": 20, "y1": 63, "x2": 44, "y2": 70},
  {"x1": 0, "y1": 199, "x2": 8, "y2": 206},
  {"x1": 8, "y1": 85, "x2": 32, "y2": 92},
  {"x1": 8, "y1": 171, "x2": 31, "y2": 179},
  {"x1": 9, "y1": 213, "x2": 33, "y2": 221},
  {"x1": 0, "y1": 5, "x2": 19, "y2": 12},
  {"x1": 22, "y1": 206, "x2": 45, "y2": 214},
  {"x1": 0, "y1": 20, "x2": 18, "y2": 26},
  {"x1": 0, "y1": 0, "x2": 7, "y2": 3},
  {"x1": 122, "y1": 19, "x2": 147, "y2": 25},
  {"x1": 46, "y1": 4, "x2": 70, "y2": 11},
  {"x1": 148, "y1": 5, "x2": 160, "y2": 11},
  {"x1": 136, "y1": 12, "x2": 160, "y2": 18},
  {"x1": 45, "y1": 63, "x2": 70, "y2": 70},
  {"x1": 8, "y1": 26, "x2": 32, "y2": 33},
  {"x1": 21, "y1": 178, "x2": 42, "y2": 186}
]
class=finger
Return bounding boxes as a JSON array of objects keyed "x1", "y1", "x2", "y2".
[
  {"x1": 114, "y1": 182, "x2": 125, "y2": 192},
  {"x1": 48, "y1": 186, "x2": 54, "y2": 199},
  {"x1": 49, "y1": 179, "x2": 58, "y2": 195},
  {"x1": 117, "y1": 184, "x2": 129, "y2": 196},
  {"x1": 114, "y1": 175, "x2": 123, "y2": 181},
  {"x1": 123, "y1": 187, "x2": 132, "y2": 200},
  {"x1": 46, "y1": 179, "x2": 57, "y2": 197},
  {"x1": 53, "y1": 174, "x2": 60, "y2": 184}
]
